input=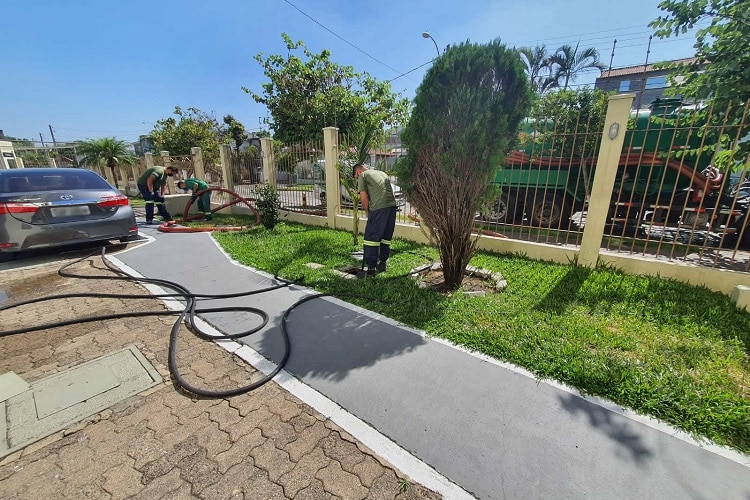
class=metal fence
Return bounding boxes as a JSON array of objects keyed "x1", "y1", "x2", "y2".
[
  {"x1": 273, "y1": 139, "x2": 325, "y2": 215},
  {"x1": 335, "y1": 131, "x2": 406, "y2": 221},
  {"x1": 477, "y1": 97, "x2": 750, "y2": 272}
]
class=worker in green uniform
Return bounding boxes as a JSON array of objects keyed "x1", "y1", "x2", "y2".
[
  {"x1": 354, "y1": 163, "x2": 397, "y2": 277},
  {"x1": 177, "y1": 178, "x2": 213, "y2": 221},
  {"x1": 136, "y1": 165, "x2": 178, "y2": 224}
]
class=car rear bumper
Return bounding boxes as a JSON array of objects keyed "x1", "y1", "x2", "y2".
[{"x1": 0, "y1": 209, "x2": 137, "y2": 253}]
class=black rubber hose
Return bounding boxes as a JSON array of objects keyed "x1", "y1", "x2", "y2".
[
  {"x1": 0, "y1": 246, "x2": 430, "y2": 398},
  {"x1": 0, "y1": 248, "x2": 304, "y2": 398}
]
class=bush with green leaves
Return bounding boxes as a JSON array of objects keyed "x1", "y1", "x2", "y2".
[{"x1": 254, "y1": 183, "x2": 282, "y2": 229}]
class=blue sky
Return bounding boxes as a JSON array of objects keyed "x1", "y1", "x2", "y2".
[{"x1": 1, "y1": 0, "x2": 700, "y2": 145}]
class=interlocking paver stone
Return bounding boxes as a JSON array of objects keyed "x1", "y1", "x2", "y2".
[
  {"x1": 0, "y1": 258, "x2": 442, "y2": 500},
  {"x1": 277, "y1": 445, "x2": 329, "y2": 498},
  {"x1": 317, "y1": 459, "x2": 368, "y2": 500}
]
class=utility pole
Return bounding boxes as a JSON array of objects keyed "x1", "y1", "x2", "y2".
[
  {"x1": 48, "y1": 125, "x2": 57, "y2": 146},
  {"x1": 48, "y1": 125, "x2": 63, "y2": 166}
]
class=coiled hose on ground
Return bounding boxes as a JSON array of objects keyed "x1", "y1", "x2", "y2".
[
  {"x1": 0, "y1": 248, "x2": 330, "y2": 398},
  {"x1": 0, "y1": 247, "x2": 432, "y2": 398}
]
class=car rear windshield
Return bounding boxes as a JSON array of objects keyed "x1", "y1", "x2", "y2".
[{"x1": 0, "y1": 170, "x2": 112, "y2": 193}]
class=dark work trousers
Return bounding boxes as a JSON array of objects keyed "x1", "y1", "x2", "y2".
[
  {"x1": 137, "y1": 184, "x2": 172, "y2": 222},
  {"x1": 194, "y1": 191, "x2": 212, "y2": 217},
  {"x1": 363, "y1": 206, "x2": 397, "y2": 270}
]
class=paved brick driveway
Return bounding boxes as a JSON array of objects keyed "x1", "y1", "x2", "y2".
[{"x1": 0, "y1": 254, "x2": 441, "y2": 499}]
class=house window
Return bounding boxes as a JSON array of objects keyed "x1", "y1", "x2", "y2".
[
  {"x1": 618, "y1": 80, "x2": 630, "y2": 92},
  {"x1": 645, "y1": 76, "x2": 667, "y2": 90}
]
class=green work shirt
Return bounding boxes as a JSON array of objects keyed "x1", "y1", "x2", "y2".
[
  {"x1": 357, "y1": 169, "x2": 396, "y2": 212},
  {"x1": 137, "y1": 166, "x2": 168, "y2": 190},
  {"x1": 183, "y1": 178, "x2": 209, "y2": 192}
]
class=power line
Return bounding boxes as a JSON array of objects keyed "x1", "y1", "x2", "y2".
[{"x1": 282, "y1": 0, "x2": 415, "y2": 82}]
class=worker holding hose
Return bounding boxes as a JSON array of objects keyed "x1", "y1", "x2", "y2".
[
  {"x1": 137, "y1": 165, "x2": 177, "y2": 224},
  {"x1": 177, "y1": 178, "x2": 213, "y2": 221},
  {"x1": 354, "y1": 163, "x2": 397, "y2": 277}
]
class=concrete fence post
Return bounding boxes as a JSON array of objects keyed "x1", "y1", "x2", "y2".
[
  {"x1": 130, "y1": 163, "x2": 140, "y2": 193},
  {"x1": 219, "y1": 144, "x2": 234, "y2": 192},
  {"x1": 578, "y1": 93, "x2": 635, "y2": 267},
  {"x1": 144, "y1": 152, "x2": 154, "y2": 169},
  {"x1": 102, "y1": 166, "x2": 116, "y2": 187},
  {"x1": 260, "y1": 137, "x2": 276, "y2": 189},
  {"x1": 323, "y1": 127, "x2": 340, "y2": 229},
  {"x1": 159, "y1": 151, "x2": 175, "y2": 195},
  {"x1": 118, "y1": 165, "x2": 128, "y2": 193},
  {"x1": 191, "y1": 147, "x2": 205, "y2": 180}
]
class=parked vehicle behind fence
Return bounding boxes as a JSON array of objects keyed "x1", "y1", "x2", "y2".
[{"x1": 484, "y1": 98, "x2": 750, "y2": 248}]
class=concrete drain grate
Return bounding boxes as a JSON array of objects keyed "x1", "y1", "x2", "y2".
[{"x1": 0, "y1": 345, "x2": 162, "y2": 458}]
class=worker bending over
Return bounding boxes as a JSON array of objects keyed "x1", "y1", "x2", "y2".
[
  {"x1": 353, "y1": 163, "x2": 397, "y2": 277},
  {"x1": 177, "y1": 178, "x2": 213, "y2": 221}
]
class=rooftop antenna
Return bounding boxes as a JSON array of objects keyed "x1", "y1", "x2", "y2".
[
  {"x1": 606, "y1": 39, "x2": 617, "y2": 92},
  {"x1": 635, "y1": 35, "x2": 653, "y2": 110}
]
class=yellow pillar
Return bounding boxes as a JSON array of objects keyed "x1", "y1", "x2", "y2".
[
  {"x1": 323, "y1": 127, "x2": 339, "y2": 229},
  {"x1": 260, "y1": 137, "x2": 276, "y2": 189},
  {"x1": 159, "y1": 151, "x2": 175, "y2": 194},
  {"x1": 191, "y1": 147, "x2": 205, "y2": 180},
  {"x1": 578, "y1": 93, "x2": 635, "y2": 267}
]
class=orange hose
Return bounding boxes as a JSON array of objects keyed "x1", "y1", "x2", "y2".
[{"x1": 158, "y1": 187, "x2": 261, "y2": 233}]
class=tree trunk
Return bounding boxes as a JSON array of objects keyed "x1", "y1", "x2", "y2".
[{"x1": 351, "y1": 196, "x2": 360, "y2": 246}]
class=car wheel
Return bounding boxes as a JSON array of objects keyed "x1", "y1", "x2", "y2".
[
  {"x1": 528, "y1": 193, "x2": 571, "y2": 228},
  {"x1": 735, "y1": 211, "x2": 750, "y2": 249},
  {"x1": 0, "y1": 252, "x2": 17, "y2": 263},
  {"x1": 481, "y1": 192, "x2": 517, "y2": 224}
]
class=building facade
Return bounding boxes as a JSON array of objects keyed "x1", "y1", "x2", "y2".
[{"x1": 595, "y1": 57, "x2": 696, "y2": 109}]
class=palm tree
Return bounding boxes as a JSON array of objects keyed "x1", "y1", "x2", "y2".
[
  {"x1": 520, "y1": 45, "x2": 556, "y2": 93},
  {"x1": 548, "y1": 42, "x2": 606, "y2": 90},
  {"x1": 78, "y1": 137, "x2": 137, "y2": 187},
  {"x1": 339, "y1": 119, "x2": 380, "y2": 245}
]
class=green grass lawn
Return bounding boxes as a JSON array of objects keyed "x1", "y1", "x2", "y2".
[
  {"x1": 213, "y1": 222, "x2": 750, "y2": 454},
  {"x1": 127, "y1": 195, "x2": 146, "y2": 207}
]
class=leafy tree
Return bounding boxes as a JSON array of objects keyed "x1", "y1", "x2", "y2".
[
  {"x1": 523, "y1": 88, "x2": 610, "y2": 158},
  {"x1": 78, "y1": 137, "x2": 136, "y2": 183},
  {"x1": 3, "y1": 135, "x2": 34, "y2": 146},
  {"x1": 246, "y1": 33, "x2": 411, "y2": 143},
  {"x1": 19, "y1": 150, "x2": 53, "y2": 167},
  {"x1": 650, "y1": 0, "x2": 750, "y2": 162},
  {"x1": 223, "y1": 114, "x2": 247, "y2": 158},
  {"x1": 548, "y1": 43, "x2": 606, "y2": 90},
  {"x1": 396, "y1": 39, "x2": 533, "y2": 290},
  {"x1": 150, "y1": 106, "x2": 222, "y2": 158}
]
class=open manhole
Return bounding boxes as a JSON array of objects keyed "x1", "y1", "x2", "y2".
[{"x1": 335, "y1": 265, "x2": 364, "y2": 278}]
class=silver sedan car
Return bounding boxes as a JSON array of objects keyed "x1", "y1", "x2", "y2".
[{"x1": 0, "y1": 168, "x2": 138, "y2": 260}]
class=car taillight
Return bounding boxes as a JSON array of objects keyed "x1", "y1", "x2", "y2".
[
  {"x1": 97, "y1": 194, "x2": 129, "y2": 207},
  {"x1": 0, "y1": 203, "x2": 40, "y2": 214}
]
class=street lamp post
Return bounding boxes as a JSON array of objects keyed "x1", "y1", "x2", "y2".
[{"x1": 421, "y1": 31, "x2": 440, "y2": 57}]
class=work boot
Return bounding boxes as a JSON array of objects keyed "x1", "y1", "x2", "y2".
[
  {"x1": 356, "y1": 268, "x2": 378, "y2": 279},
  {"x1": 376, "y1": 261, "x2": 387, "y2": 273}
]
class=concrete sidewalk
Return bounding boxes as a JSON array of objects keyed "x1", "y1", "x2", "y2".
[{"x1": 112, "y1": 226, "x2": 750, "y2": 500}]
